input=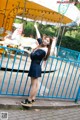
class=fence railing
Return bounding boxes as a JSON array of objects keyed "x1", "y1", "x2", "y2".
[
  {"x1": 0, "y1": 46, "x2": 80, "y2": 102},
  {"x1": 57, "y1": 46, "x2": 80, "y2": 61}
]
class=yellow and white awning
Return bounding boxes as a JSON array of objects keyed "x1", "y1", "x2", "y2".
[{"x1": 0, "y1": 0, "x2": 80, "y2": 31}]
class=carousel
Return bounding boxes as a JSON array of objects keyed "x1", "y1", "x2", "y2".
[{"x1": 0, "y1": 0, "x2": 80, "y2": 54}]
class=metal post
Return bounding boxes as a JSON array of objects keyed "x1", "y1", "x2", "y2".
[
  {"x1": 75, "y1": 85, "x2": 80, "y2": 103},
  {"x1": 78, "y1": 54, "x2": 80, "y2": 61}
]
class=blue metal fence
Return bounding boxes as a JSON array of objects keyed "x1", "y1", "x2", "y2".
[
  {"x1": 58, "y1": 46, "x2": 80, "y2": 61},
  {"x1": 0, "y1": 46, "x2": 80, "y2": 101}
]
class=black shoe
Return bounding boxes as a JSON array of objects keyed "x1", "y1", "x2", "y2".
[
  {"x1": 32, "y1": 99, "x2": 36, "y2": 103},
  {"x1": 21, "y1": 99, "x2": 32, "y2": 107}
]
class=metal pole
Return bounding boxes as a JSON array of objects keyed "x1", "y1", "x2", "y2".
[
  {"x1": 57, "y1": 26, "x2": 66, "y2": 55},
  {"x1": 75, "y1": 84, "x2": 80, "y2": 103}
]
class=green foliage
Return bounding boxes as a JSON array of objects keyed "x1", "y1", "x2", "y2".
[
  {"x1": 23, "y1": 22, "x2": 57, "y2": 37},
  {"x1": 60, "y1": 36, "x2": 80, "y2": 52},
  {"x1": 14, "y1": 19, "x2": 80, "y2": 52},
  {"x1": 14, "y1": 19, "x2": 22, "y2": 23},
  {"x1": 65, "y1": 29, "x2": 80, "y2": 40},
  {"x1": 39, "y1": 24, "x2": 56, "y2": 37},
  {"x1": 76, "y1": 3, "x2": 80, "y2": 9},
  {"x1": 23, "y1": 22, "x2": 35, "y2": 37}
]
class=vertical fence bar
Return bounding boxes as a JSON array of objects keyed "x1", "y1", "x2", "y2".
[
  {"x1": 68, "y1": 63, "x2": 79, "y2": 98},
  {"x1": 38, "y1": 59, "x2": 49, "y2": 96},
  {"x1": 75, "y1": 85, "x2": 80, "y2": 102},
  {"x1": 18, "y1": 55, "x2": 28, "y2": 95},
  {"x1": 47, "y1": 57, "x2": 58, "y2": 96},
  {"x1": 0, "y1": 52, "x2": 11, "y2": 94},
  {"x1": 52, "y1": 59, "x2": 63, "y2": 97},
  {"x1": 43, "y1": 57, "x2": 54, "y2": 96},
  {"x1": 12, "y1": 53, "x2": 23, "y2": 95},
  {"x1": 6, "y1": 51, "x2": 18, "y2": 94},
  {"x1": 64, "y1": 63, "x2": 75, "y2": 98},
  {"x1": 61, "y1": 61, "x2": 71, "y2": 97},
  {"x1": 72, "y1": 75, "x2": 80, "y2": 98},
  {"x1": 22, "y1": 55, "x2": 30, "y2": 95},
  {"x1": 0, "y1": 48, "x2": 5, "y2": 69},
  {"x1": 56, "y1": 60, "x2": 67, "y2": 97},
  {"x1": 78, "y1": 54, "x2": 80, "y2": 61}
]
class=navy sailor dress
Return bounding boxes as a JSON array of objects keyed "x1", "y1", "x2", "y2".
[{"x1": 28, "y1": 38, "x2": 47, "y2": 78}]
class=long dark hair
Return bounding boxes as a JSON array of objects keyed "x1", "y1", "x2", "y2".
[
  {"x1": 43, "y1": 36, "x2": 52, "y2": 60},
  {"x1": 33, "y1": 36, "x2": 52, "y2": 60}
]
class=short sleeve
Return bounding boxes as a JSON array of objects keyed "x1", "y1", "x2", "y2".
[{"x1": 37, "y1": 38, "x2": 42, "y2": 45}]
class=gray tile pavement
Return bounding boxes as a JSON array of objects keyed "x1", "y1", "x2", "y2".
[
  {"x1": 0, "y1": 108, "x2": 80, "y2": 120},
  {"x1": 0, "y1": 96, "x2": 80, "y2": 120}
]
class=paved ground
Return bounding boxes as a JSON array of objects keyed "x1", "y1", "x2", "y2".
[
  {"x1": 0, "y1": 97, "x2": 80, "y2": 110},
  {"x1": 0, "y1": 96, "x2": 80, "y2": 120},
  {"x1": 0, "y1": 108, "x2": 80, "y2": 120}
]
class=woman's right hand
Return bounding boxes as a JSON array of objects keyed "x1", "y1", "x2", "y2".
[{"x1": 34, "y1": 23, "x2": 37, "y2": 29}]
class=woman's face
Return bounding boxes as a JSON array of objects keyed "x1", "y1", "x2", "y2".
[
  {"x1": 42, "y1": 34, "x2": 46, "y2": 40},
  {"x1": 43, "y1": 37, "x2": 50, "y2": 46}
]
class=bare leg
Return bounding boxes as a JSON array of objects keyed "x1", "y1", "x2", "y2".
[{"x1": 28, "y1": 77, "x2": 39, "y2": 101}]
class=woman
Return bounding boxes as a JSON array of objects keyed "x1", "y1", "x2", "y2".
[{"x1": 21, "y1": 23, "x2": 53, "y2": 107}]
